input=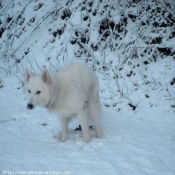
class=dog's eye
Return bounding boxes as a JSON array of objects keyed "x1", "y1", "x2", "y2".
[
  {"x1": 28, "y1": 90, "x2": 31, "y2": 93},
  {"x1": 36, "y1": 91, "x2": 41, "y2": 94}
]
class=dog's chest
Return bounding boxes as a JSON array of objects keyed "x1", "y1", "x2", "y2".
[{"x1": 47, "y1": 101, "x2": 77, "y2": 116}]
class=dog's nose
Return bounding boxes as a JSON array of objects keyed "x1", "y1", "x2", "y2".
[{"x1": 27, "y1": 104, "x2": 34, "y2": 110}]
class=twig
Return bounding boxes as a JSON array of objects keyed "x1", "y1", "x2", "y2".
[
  {"x1": 6, "y1": 0, "x2": 33, "y2": 29},
  {"x1": 166, "y1": 98, "x2": 175, "y2": 100},
  {"x1": 0, "y1": 0, "x2": 13, "y2": 14},
  {"x1": 10, "y1": 68, "x2": 23, "y2": 82},
  {"x1": 20, "y1": 58, "x2": 25, "y2": 77},
  {"x1": 166, "y1": 84, "x2": 172, "y2": 97},
  {"x1": 0, "y1": 66, "x2": 11, "y2": 74},
  {"x1": 16, "y1": 64, "x2": 25, "y2": 78},
  {"x1": 27, "y1": 55, "x2": 36, "y2": 74},
  {"x1": 32, "y1": 52, "x2": 42, "y2": 72},
  {"x1": 0, "y1": 65, "x2": 22, "y2": 82},
  {"x1": 25, "y1": 6, "x2": 64, "y2": 49},
  {"x1": 6, "y1": 39, "x2": 26, "y2": 61}
]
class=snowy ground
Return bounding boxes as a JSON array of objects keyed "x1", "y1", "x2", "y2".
[{"x1": 0, "y1": 74, "x2": 175, "y2": 175}]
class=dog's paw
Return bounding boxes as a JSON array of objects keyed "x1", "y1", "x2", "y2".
[
  {"x1": 54, "y1": 132, "x2": 68, "y2": 142},
  {"x1": 53, "y1": 132, "x2": 61, "y2": 139},
  {"x1": 83, "y1": 135, "x2": 91, "y2": 143},
  {"x1": 97, "y1": 133, "x2": 104, "y2": 139}
]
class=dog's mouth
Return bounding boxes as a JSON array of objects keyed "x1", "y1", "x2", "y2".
[{"x1": 27, "y1": 104, "x2": 34, "y2": 110}]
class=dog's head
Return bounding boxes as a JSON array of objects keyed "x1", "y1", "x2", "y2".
[{"x1": 24, "y1": 69, "x2": 51, "y2": 110}]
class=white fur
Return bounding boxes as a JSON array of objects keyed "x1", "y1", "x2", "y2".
[{"x1": 24, "y1": 63, "x2": 103, "y2": 142}]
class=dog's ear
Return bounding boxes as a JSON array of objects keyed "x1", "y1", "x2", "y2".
[
  {"x1": 25, "y1": 68, "x2": 33, "y2": 82},
  {"x1": 41, "y1": 69, "x2": 50, "y2": 84}
]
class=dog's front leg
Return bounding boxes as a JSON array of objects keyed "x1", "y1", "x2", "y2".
[
  {"x1": 77, "y1": 110, "x2": 91, "y2": 143},
  {"x1": 58, "y1": 116, "x2": 68, "y2": 142}
]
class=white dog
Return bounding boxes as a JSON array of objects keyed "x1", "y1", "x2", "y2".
[{"x1": 24, "y1": 63, "x2": 103, "y2": 142}]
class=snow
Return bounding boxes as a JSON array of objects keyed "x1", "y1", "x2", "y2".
[
  {"x1": 1, "y1": 0, "x2": 175, "y2": 174},
  {"x1": 0, "y1": 72, "x2": 175, "y2": 175}
]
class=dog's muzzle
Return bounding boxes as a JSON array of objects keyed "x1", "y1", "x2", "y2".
[{"x1": 27, "y1": 104, "x2": 34, "y2": 110}]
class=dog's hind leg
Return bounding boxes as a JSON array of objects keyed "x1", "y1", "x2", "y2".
[
  {"x1": 88, "y1": 93, "x2": 103, "y2": 139},
  {"x1": 77, "y1": 109, "x2": 91, "y2": 143}
]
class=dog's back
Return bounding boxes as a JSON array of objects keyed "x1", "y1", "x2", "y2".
[
  {"x1": 60, "y1": 63, "x2": 99, "y2": 99},
  {"x1": 50, "y1": 63, "x2": 101, "y2": 114}
]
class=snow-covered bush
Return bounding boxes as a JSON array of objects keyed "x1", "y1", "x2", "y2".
[{"x1": 0, "y1": 0, "x2": 175, "y2": 110}]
